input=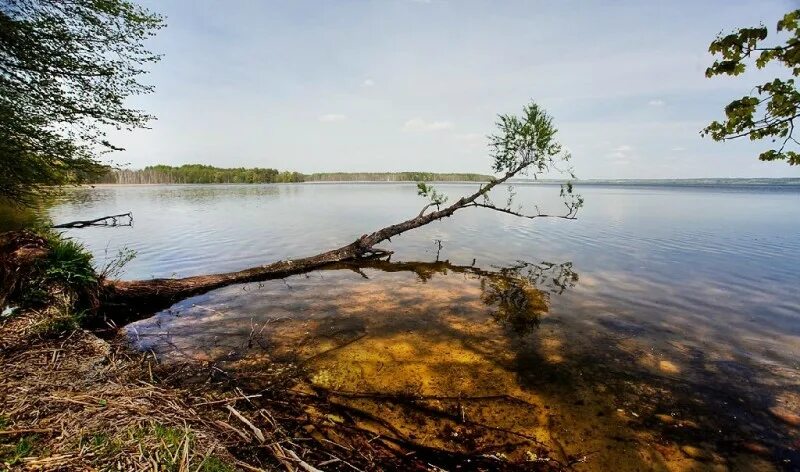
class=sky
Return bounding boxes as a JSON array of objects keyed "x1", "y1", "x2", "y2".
[{"x1": 111, "y1": 0, "x2": 800, "y2": 179}]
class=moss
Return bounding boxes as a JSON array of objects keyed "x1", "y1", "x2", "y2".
[
  {"x1": 152, "y1": 423, "x2": 186, "y2": 447},
  {"x1": 87, "y1": 432, "x2": 109, "y2": 448}
]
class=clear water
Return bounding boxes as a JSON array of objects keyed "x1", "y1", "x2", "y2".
[{"x1": 48, "y1": 183, "x2": 800, "y2": 469}]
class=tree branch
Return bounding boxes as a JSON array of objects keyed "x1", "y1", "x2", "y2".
[
  {"x1": 52, "y1": 212, "x2": 132, "y2": 228},
  {"x1": 467, "y1": 202, "x2": 578, "y2": 220}
]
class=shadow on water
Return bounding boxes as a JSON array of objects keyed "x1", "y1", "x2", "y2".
[{"x1": 126, "y1": 254, "x2": 798, "y2": 471}]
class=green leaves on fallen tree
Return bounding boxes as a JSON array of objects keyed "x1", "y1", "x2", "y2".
[
  {"x1": 414, "y1": 101, "x2": 581, "y2": 221},
  {"x1": 416, "y1": 182, "x2": 448, "y2": 207},
  {"x1": 488, "y1": 102, "x2": 570, "y2": 177},
  {"x1": 703, "y1": 9, "x2": 800, "y2": 165}
]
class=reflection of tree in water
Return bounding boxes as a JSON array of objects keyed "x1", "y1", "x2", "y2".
[
  {"x1": 337, "y1": 257, "x2": 578, "y2": 335},
  {"x1": 481, "y1": 262, "x2": 578, "y2": 335}
]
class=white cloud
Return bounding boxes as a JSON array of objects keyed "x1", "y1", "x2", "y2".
[
  {"x1": 362, "y1": 79, "x2": 375, "y2": 87},
  {"x1": 607, "y1": 144, "x2": 634, "y2": 164},
  {"x1": 403, "y1": 118, "x2": 454, "y2": 132},
  {"x1": 648, "y1": 99, "x2": 666, "y2": 106},
  {"x1": 318, "y1": 113, "x2": 346, "y2": 122},
  {"x1": 671, "y1": 146, "x2": 686, "y2": 152}
]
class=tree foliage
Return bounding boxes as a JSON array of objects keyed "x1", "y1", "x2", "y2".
[
  {"x1": 703, "y1": 9, "x2": 800, "y2": 165},
  {"x1": 93, "y1": 166, "x2": 491, "y2": 184},
  {"x1": 417, "y1": 101, "x2": 582, "y2": 221},
  {"x1": 96, "y1": 165, "x2": 305, "y2": 184},
  {"x1": 489, "y1": 103, "x2": 567, "y2": 174},
  {"x1": 307, "y1": 172, "x2": 491, "y2": 182},
  {"x1": 0, "y1": 0, "x2": 165, "y2": 203},
  {"x1": 416, "y1": 182, "x2": 448, "y2": 207}
]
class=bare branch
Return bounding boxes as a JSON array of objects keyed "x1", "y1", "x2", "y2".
[
  {"x1": 467, "y1": 202, "x2": 578, "y2": 220},
  {"x1": 52, "y1": 212, "x2": 132, "y2": 228}
]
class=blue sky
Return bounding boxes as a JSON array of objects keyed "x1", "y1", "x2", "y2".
[{"x1": 114, "y1": 0, "x2": 800, "y2": 179}]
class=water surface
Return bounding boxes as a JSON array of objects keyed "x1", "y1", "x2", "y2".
[{"x1": 49, "y1": 183, "x2": 800, "y2": 470}]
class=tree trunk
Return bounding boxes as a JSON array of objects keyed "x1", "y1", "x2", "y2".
[{"x1": 99, "y1": 168, "x2": 523, "y2": 323}]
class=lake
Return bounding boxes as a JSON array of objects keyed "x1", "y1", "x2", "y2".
[{"x1": 48, "y1": 182, "x2": 800, "y2": 470}]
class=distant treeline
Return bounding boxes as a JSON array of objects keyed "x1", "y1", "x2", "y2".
[
  {"x1": 93, "y1": 165, "x2": 492, "y2": 184},
  {"x1": 95, "y1": 165, "x2": 306, "y2": 184},
  {"x1": 306, "y1": 172, "x2": 491, "y2": 182}
]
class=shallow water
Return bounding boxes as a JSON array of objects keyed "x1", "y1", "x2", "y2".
[{"x1": 49, "y1": 183, "x2": 800, "y2": 469}]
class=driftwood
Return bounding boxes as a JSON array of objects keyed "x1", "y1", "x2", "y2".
[
  {"x1": 53, "y1": 212, "x2": 133, "y2": 229},
  {"x1": 99, "y1": 162, "x2": 580, "y2": 323}
]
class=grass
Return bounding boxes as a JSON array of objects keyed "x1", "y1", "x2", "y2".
[
  {"x1": 0, "y1": 435, "x2": 38, "y2": 467},
  {"x1": 29, "y1": 294, "x2": 87, "y2": 338},
  {"x1": 76, "y1": 423, "x2": 236, "y2": 472},
  {"x1": 198, "y1": 455, "x2": 235, "y2": 472},
  {"x1": 41, "y1": 233, "x2": 96, "y2": 291},
  {"x1": 4, "y1": 229, "x2": 101, "y2": 339},
  {"x1": 76, "y1": 423, "x2": 235, "y2": 470},
  {"x1": 15, "y1": 230, "x2": 96, "y2": 309}
]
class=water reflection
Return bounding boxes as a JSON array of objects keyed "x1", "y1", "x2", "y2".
[
  {"x1": 482, "y1": 261, "x2": 578, "y2": 335},
  {"x1": 126, "y1": 255, "x2": 796, "y2": 470},
  {"x1": 48, "y1": 183, "x2": 800, "y2": 469},
  {"x1": 331, "y1": 258, "x2": 578, "y2": 336}
]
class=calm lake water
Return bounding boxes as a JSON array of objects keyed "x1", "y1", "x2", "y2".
[{"x1": 48, "y1": 183, "x2": 800, "y2": 470}]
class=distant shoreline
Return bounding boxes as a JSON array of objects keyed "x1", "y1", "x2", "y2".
[
  {"x1": 82, "y1": 177, "x2": 800, "y2": 187},
  {"x1": 91, "y1": 165, "x2": 799, "y2": 187}
]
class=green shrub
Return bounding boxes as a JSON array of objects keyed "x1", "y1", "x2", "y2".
[{"x1": 43, "y1": 235, "x2": 97, "y2": 290}]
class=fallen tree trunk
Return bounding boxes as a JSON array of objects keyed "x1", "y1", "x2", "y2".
[
  {"x1": 99, "y1": 171, "x2": 510, "y2": 321},
  {"x1": 99, "y1": 102, "x2": 582, "y2": 323},
  {"x1": 100, "y1": 165, "x2": 575, "y2": 323}
]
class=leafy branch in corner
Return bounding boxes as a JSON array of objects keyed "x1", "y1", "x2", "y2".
[{"x1": 703, "y1": 9, "x2": 800, "y2": 165}]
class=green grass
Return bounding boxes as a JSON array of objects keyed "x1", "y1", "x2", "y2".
[
  {"x1": 18, "y1": 230, "x2": 97, "y2": 309},
  {"x1": 0, "y1": 435, "x2": 37, "y2": 467},
  {"x1": 12, "y1": 230, "x2": 100, "y2": 336},
  {"x1": 198, "y1": 455, "x2": 235, "y2": 472},
  {"x1": 125, "y1": 423, "x2": 233, "y2": 472},
  {"x1": 42, "y1": 235, "x2": 97, "y2": 290}
]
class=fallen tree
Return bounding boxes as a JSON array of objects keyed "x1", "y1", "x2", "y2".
[{"x1": 97, "y1": 102, "x2": 583, "y2": 321}]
